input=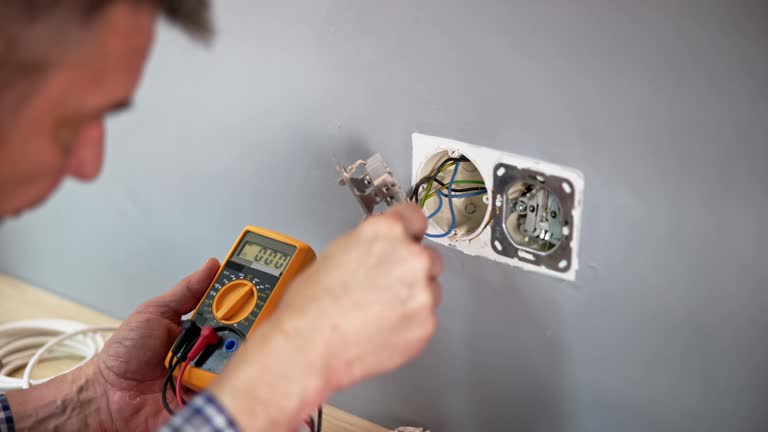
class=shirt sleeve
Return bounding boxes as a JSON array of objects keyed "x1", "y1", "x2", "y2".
[
  {"x1": 158, "y1": 392, "x2": 239, "y2": 432},
  {"x1": 0, "y1": 393, "x2": 15, "y2": 432}
]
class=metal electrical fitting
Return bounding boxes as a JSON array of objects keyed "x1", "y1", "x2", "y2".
[{"x1": 336, "y1": 153, "x2": 405, "y2": 216}]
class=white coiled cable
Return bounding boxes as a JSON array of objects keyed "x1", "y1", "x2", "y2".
[{"x1": 0, "y1": 319, "x2": 118, "y2": 391}]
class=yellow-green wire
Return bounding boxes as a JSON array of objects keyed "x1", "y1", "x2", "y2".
[
  {"x1": 417, "y1": 162, "x2": 487, "y2": 206},
  {"x1": 419, "y1": 162, "x2": 457, "y2": 207}
]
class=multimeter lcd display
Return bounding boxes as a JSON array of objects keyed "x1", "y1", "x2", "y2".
[{"x1": 238, "y1": 242, "x2": 291, "y2": 271}]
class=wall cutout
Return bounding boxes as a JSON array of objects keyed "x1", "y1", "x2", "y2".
[{"x1": 412, "y1": 133, "x2": 585, "y2": 280}]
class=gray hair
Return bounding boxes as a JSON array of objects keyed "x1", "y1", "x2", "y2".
[{"x1": 0, "y1": 0, "x2": 212, "y2": 97}]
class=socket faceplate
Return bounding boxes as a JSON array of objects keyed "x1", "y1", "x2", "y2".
[{"x1": 412, "y1": 133, "x2": 584, "y2": 280}]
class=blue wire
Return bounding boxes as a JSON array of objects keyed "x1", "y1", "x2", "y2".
[
  {"x1": 435, "y1": 189, "x2": 487, "y2": 199},
  {"x1": 426, "y1": 189, "x2": 444, "y2": 219},
  {"x1": 427, "y1": 190, "x2": 486, "y2": 221},
  {"x1": 425, "y1": 162, "x2": 460, "y2": 238}
]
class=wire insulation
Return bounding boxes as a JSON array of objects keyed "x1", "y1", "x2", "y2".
[
  {"x1": 317, "y1": 405, "x2": 323, "y2": 432},
  {"x1": 410, "y1": 156, "x2": 469, "y2": 203},
  {"x1": 0, "y1": 319, "x2": 118, "y2": 391},
  {"x1": 436, "y1": 189, "x2": 487, "y2": 199},
  {"x1": 425, "y1": 161, "x2": 461, "y2": 238},
  {"x1": 0, "y1": 320, "x2": 118, "y2": 391},
  {"x1": 426, "y1": 190, "x2": 444, "y2": 220},
  {"x1": 176, "y1": 360, "x2": 191, "y2": 408},
  {"x1": 424, "y1": 180, "x2": 486, "y2": 201},
  {"x1": 162, "y1": 356, "x2": 183, "y2": 416}
]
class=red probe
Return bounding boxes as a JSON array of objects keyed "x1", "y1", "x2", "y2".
[{"x1": 176, "y1": 326, "x2": 220, "y2": 408}]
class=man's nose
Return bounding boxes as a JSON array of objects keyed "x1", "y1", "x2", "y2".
[{"x1": 67, "y1": 119, "x2": 104, "y2": 181}]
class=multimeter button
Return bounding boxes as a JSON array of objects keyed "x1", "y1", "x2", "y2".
[{"x1": 212, "y1": 280, "x2": 258, "y2": 324}]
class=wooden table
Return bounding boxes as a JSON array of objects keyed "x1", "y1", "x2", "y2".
[{"x1": 0, "y1": 274, "x2": 390, "y2": 432}]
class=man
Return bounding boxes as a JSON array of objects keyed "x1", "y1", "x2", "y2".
[{"x1": 0, "y1": 1, "x2": 443, "y2": 431}]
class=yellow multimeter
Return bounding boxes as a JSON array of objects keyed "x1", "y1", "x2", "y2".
[{"x1": 165, "y1": 226, "x2": 316, "y2": 391}]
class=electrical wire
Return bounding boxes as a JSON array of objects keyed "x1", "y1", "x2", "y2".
[
  {"x1": 164, "y1": 326, "x2": 218, "y2": 414},
  {"x1": 317, "y1": 405, "x2": 323, "y2": 432},
  {"x1": 0, "y1": 319, "x2": 118, "y2": 391},
  {"x1": 421, "y1": 181, "x2": 488, "y2": 218},
  {"x1": 426, "y1": 189, "x2": 444, "y2": 220},
  {"x1": 418, "y1": 161, "x2": 459, "y2": 206},
  {"x1": 409, "y1": 156, "x2": 469, "y2": 202},
  {"x1": 410, "y1": 154, "x2": 490, "y2": 240},
  {"x1": 412, "y1": 158, "x2": 487, "y2": 206},
  {"x1": 162, "y1": 356, "x2": 185, "y2": 416},
  {"x1": 20, "y1": 325, "x2": 116, "y2": 389},
  {"x1": 425, "y1": 161, "x2": 461, "y2": 238},
  {"x1": 176, "y1": 360, "x2": 191, "y2": 408},
  {"x1": 419, "y1": 161, "x2": 456, "y2": 207},
  {"x1": 435, "y1": 189, "x2": 488, "y2": 199},
  {"x1": 424, "y1": 180, "x2": 486, "y2": 201}
]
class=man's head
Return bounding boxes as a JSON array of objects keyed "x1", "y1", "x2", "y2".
[{"x1": 0, "y1": 0, "x2": 211, "y2": 217}]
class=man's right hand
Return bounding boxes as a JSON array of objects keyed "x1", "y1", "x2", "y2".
[
  {"x1": 281, "y1": 201, "x2": 443, "y2": 388},
  {"x1": 210, "y1": 202, "x2": 443, "y2": 431}
]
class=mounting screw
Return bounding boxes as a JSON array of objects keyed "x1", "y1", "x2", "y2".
[
  {"x1": 515, "y1": 201, "x2": 528, "y2": 214},
  {"x1": 449, "y1": 149, "x2": 461, "y2": 158},
  {"x1": 482, "y1": 194, "x2": 490, "y2": 204}
]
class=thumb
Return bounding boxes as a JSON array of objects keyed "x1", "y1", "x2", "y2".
[{"x1": 154, "y1": 257, "x2": 220, "y2": 319}]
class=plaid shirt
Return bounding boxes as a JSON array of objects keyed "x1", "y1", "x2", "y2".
[
  {"x1": 0, "y1": 392, "x2": 238, "y2": 432},
  {"x1": 0, "y1": 393, "x2": 14, "y2": 432},
  {"x1": 159, "y1": 392, "x2": 240, "y2": 432}
]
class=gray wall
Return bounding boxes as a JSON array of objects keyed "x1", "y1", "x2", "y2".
[{"x1": 2, "y1": 1, "x2": 767, "y2": 431}]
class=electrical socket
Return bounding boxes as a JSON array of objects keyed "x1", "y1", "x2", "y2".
[{"x1": 412, "y1": 133, "x2": 585, "y2": 281}]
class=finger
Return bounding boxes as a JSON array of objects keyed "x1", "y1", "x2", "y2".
[
  {"x1": 423, "y1": 246, "x2": 443, "y2": 279},
  {"x1": 385, "y1": 201, "x2": 428, "y2": 241},
  {"x1": 157, "y1": 258, "x2": 220, "y2": 318},
  {"x1": 428, "y1": 280, "x2": 443, "y2": 308}
]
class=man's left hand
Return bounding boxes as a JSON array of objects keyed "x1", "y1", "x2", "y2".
[
  {"x1": 95, "y1": 258, "x2": 220, "y2": 430},
  {"x1": 6, "y1": 258, "x2": 220, "y2": 432}
]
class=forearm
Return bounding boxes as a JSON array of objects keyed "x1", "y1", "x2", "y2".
[
  {"x1": 5, "y1": 361, "x2": 111, "y2": 431},
  {"x1": 209, "y1": 315, "x2": 332, "y2": 432}
]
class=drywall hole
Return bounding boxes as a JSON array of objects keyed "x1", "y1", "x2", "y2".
[
  {"x1": 562, "y1": 181, "x2": 572, "y2": 194},
  {"x1": 415, "y1": 150, "x2": 489, "y2": 239}
]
